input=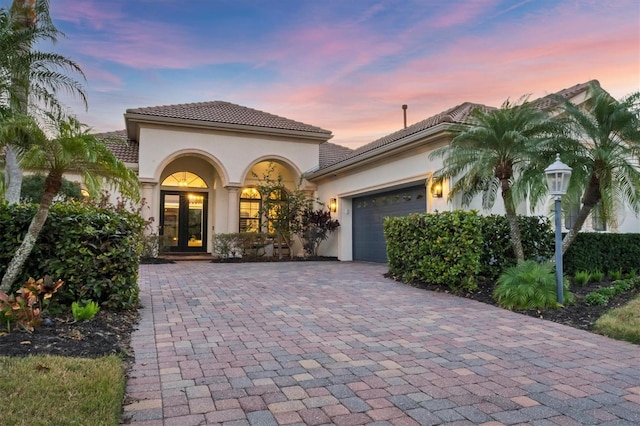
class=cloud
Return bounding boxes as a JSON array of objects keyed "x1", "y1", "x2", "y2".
[{"x1": 51, "y1": 0, "x2": 639, "y2": 148}]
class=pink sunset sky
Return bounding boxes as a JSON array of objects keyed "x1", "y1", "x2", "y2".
[{"x1": 32, "y1": 0, "x2": 640, "y2": 148}]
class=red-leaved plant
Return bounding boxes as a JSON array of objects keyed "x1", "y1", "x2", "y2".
[{"x1": 0, "y1": 276, "x2": 63, "y2": 332}]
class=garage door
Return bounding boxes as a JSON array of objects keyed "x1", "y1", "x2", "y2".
[{"x1": 353, "y1": 185, "x2": 426, "y2": 262}]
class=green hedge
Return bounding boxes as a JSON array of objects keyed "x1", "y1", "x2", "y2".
[
  {"x1": 384, "y1": 211, "x2": 483, "y2": 291},
  {"x1": 564, "y1": 233, "x2": 640, "y2": 275},
  {"x1": 0, "y1": 203, "x2": 144, "y2": 310},
  {"x1": 384, "y1": 212, "x2": 554, "y2": 289},
  {"x1": 480, "y1": 215, "x2": 554, "y2": 280}
]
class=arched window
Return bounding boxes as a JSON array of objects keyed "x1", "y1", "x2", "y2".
[
  {"x1": 162, "y1": 172, "x2": 208, "y2": 188},
  {"x1": 239, "y1": 188, "x2": 261, "y2": 232}
]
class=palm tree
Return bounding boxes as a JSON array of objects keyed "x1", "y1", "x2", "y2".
[
  {"x1": 1, "y1": 0, "x2": 86, "y2": 204},
  {"x1": 430, "y1": 97, "x2": 559, "y2": 262},
  {"x1": 0, "y1": 106, "x2": 40, "y2": 196},
  {"x1": 0, "y1": 115, "x2": 140, "y2": 292},
  {"x1": 551, "y1": 83, "x2": 640, "y2": 253}
]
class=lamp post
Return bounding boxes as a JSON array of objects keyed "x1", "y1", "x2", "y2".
[{"x1": 545, "y1": 154, "x2": 572, "y2": 304}]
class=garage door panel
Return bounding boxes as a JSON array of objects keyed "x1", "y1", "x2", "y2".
[{"x1": 353, "y1": 185, "x2": 426, "y2": 263}]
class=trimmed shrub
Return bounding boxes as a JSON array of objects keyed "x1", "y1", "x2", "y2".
[
  {"x1": 479, "y1": 215, "x2": 554, "y2": 280},
  {"x1": 493, "y1": 260, "x2": 573, "y2": 309},
  {"x1": 384, "y1": 211, "x2": 482, "y2": 291},
  {"x1": 564, "y1": 233, "x2": 640, "y2": 275},
  {"x1": 0, "y1": 202, "x2": 144, "y2": 310}
]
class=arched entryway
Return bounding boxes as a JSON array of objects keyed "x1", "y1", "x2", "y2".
[
  {"x1": 158, "y1": 155, "x2": 221, "y2": 253},
  {"x1": 160, "y1": 172, "x2": 208, "y2": 252}
]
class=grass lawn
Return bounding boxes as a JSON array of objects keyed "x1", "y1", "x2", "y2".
[
  {"x1": 0, "y1": 355, "x2": 124, "y2": 426},
  {"x1": 594, "y1": 294, "x2": 640, "y2": 344}
]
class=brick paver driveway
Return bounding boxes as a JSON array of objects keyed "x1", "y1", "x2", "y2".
[{"x1": 123, "y1": 262, "x2": 640, "y2": 425}]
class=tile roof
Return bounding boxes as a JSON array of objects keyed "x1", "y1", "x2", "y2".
[
  {"x1": 533, "y1": 80, "x2": 596, "y2": 110},
  {"x1": 314, "y1": 80, "x2": 596, "y2": 171},
  {"x1": 319, "y1": 142, "x2": 353, "y2": 168},
  {"x1": 97, "y1": 130, "x2": 139, "y2": 163},
  {"x1": 314, "y1": 102, "x2": 487, "y2": 171},
  {"x1": 126, "y1": 101, "x2": 332, "y2": 135}
]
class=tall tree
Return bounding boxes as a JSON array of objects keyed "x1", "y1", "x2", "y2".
[
  {"x1": 430, "y1": 98, "x2": 558, "y2": 262},
  {"x1": 550, "y1": 83, "x2": 640, "y2": 253},
  {"x1": 0, "y1": 115, "x2": 140, "y2": 292},
  {"x1": 1, "y1": 0, "x2": 86, "y2": 204}
]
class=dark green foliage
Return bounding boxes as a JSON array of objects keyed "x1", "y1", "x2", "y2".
[
  {"x1": 384, "y1": 211, "x2": 483, "y2": 291},
  {"x1": 479, "y1": 215, "x2": 553, "y2": 279},
  {"x1": 591, "y1": 269, "x2": 605, "y2": 282},
  {"x1": 563, "y1": 233, "x2": 640, "y2": 275},
  {"x1": 573, "y1": 271, "x2": 591, "y2": 286},
  {"x1": 493, "y1": 260, "x2": 573, "y2": 309},
  {"x1": 301, "y1": 209, "x2": 340, "y2": 257},
  {"x1": 584, "y1": 277, "x2": 640, "y2": 306},
  {"x1": 0, "y1": 202, "x2": 144, "y2": 310},
  {"x1": 20, "y1": 174, "x2": 82, "y2": 203},
  {"x1": 608, "y1": 268, "x2": 623, "y2": 281}
]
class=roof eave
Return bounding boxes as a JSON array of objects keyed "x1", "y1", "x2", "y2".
[
  {"x1": 124, "y1": 113, "x2": 333, "y2": 142},
  {"x1": 306, "y1": 122, "x2": 458, "y2": 181}
]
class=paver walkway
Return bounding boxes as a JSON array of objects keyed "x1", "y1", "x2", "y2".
[{"x1": 122, "y1": 262, "x2": 640, "y2": 425}]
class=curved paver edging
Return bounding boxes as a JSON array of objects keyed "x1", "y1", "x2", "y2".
[{"x1": 123, "y1": 262, "x2": 640, "y2": 425}]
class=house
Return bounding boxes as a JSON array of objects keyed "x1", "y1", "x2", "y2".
[{"x1": 102, "y1": 80, "x2": 639, "y2": 262}]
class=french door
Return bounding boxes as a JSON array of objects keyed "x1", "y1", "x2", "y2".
[{"x1": 160, "y1": 191, "x2": 208, "y2": 252}]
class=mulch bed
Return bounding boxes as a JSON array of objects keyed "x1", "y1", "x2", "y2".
[
  {"x1": 0, "y1": 309, "x2": 138, "y2": 359},
  {"x1": 405, "y1": 277, "x2": 640, "y2": 332},
  {"x1": 1, "y1": 267, "x2": 637, "y2": 360}
]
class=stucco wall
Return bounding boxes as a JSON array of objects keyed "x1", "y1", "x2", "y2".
[{"x1": 137, "y1": 125, "x2": 319, "y2": 184}]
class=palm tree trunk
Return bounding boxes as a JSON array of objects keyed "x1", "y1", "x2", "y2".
[
  {"x1": 0, "y1": 171, "x2": 61, "y2": 292},
  {"x1": 501, "y1": 179, "x2": 525, "y2": 263},
  {"x1": 3, "y1": 146, "x2": 22, "y2": 204},
  {"x1": 4, "y1": 1, "x2": 37, "y2": 204},
  {"x1": 562, "y1": 176, "x2": 601, "y2": 254}
]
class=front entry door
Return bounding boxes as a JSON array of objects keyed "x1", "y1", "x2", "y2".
[{"x1": 160, "y1": 191, "x2": 208, "y2": 252}]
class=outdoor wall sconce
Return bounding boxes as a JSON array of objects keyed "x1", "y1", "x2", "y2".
[
  {"x1": 329, "y1": 198, "x2": 337, "y2": 212},
  {"x1": 431, "y1": 182, "x2": 443, "y2": 198}
]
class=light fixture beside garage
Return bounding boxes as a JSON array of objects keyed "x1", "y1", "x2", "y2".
[
  {"x1": 329, "y1": 198, "x2": 337, "y2": 212},
  {"x1": 431, "y1": 181, "x2": 443, "y2": 198}
]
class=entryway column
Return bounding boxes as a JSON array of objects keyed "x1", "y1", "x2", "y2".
[
  {"x1": 226, "y1": 184, "x2": 241, "y2": 233},
  {"x1": 139, "y1": 180, "x2": 157, "y2": 230}
]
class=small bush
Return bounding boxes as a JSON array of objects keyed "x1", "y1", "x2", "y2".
[
  {"x1": 584, "y1": 292, "x2": 609, "y2": 306},
  {"x1": 573, "y1": 271, "x2": 591, "y2": 286},
  {"x1": 608, "y1": 268, "x2": 623, "y2": 281},
  {"x1": 583, "y1": 277, "x2": 640, "y2": 306},
  {"x1": 493, "y1": 261, "x2": 573, "y2": 310},
  {"x1": 479, "y1": 215, "x2": 553, "y2": 280},
  {"x1": 384, "y1": 211, "x2": 483, "y2": 291},
  {"x1": 0, "y1": 276, "x2": 63, "y2": 332},
  {"x1": 627, "y1": 269, "x2": 637, "y2": 279},
  {"x1": 591, "y1": 269, "x2": 605, "y2": 282},
  {"x1": 72, "y1": 300, "x2": 100, "y2": 321},
  {"x1": 213, "y1": 233, "x2": 243, "y2": 258}
]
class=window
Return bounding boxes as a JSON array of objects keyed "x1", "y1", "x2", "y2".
[
  {"x1": 592, "y1": 202, "x2": 607, "y2": 231},
  {"x1": 239, "y1": 188, "x2": 261, "y2": 232},
  {"x1": 564, "y1": 203, "x2": 580, "y2": 230},
  {"x1": 162, "y1": 171, "x2": 207, "y2": 188},
  {"x1": 565, "y1": 201, "x2": 607, "y2": 231}
]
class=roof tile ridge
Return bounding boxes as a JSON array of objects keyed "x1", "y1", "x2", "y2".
[{"x1": 127, "y1": 100, "x2": 226, "y2": 112}]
